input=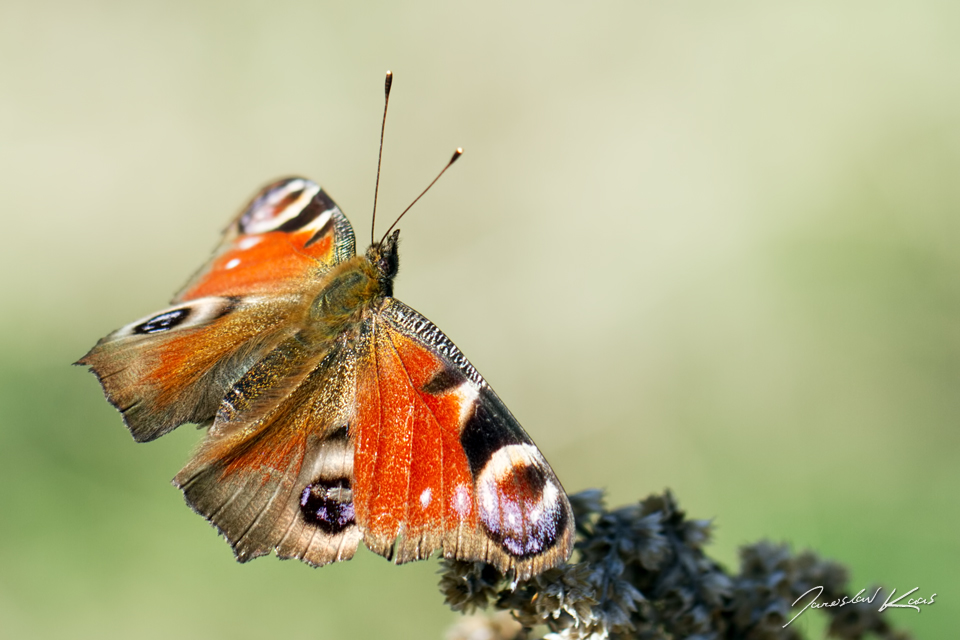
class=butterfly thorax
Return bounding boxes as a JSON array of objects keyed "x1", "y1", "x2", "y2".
[{"x1": 308, "y1": 231, "x2": 400, "y2": 335}]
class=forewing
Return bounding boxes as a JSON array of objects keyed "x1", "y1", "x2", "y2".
[
  {"x1": 352, "y1": 299, "x2": 574, "y2": 580},
  {"x1": 175, "y1": 177, "x2": 356, "y2": 301},
  {"x1": 174, "y1": 335, "x2": 362, "y2": 567},
  {"x1": 78, "y1": 178, "x2": 356, "y2": 443},
  {"x1": 77, "y1": 296, "x2": 300, "y2": 442}
]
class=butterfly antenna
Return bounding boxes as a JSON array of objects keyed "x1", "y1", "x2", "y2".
[
  {"x1": 380, "y1": 148, "x2": 463, "y2": 245},
  {"x1": 371, "y1": 70, "x2": 394, "y2": 246}
]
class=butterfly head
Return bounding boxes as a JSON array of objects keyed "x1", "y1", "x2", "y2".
[{"x1": 365, "y1": 229, "x2": 400, "y2": 298}]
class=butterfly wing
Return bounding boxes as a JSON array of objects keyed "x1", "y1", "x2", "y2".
[
  {"x1": 174, "y1": 334, "x2": 363, "y2": 566},
  {"x1": 81, "y1": 177, "x2": 573, "y2": 577},
  {"x1": 174, "y1": 177, "x2": 356, "y2": 301},
  {"x1": 77, "y1": 178, "x2": 356, "y2": 442},
  {"x1": 353, "y1": 299, "x2": 574, "y2": 579},
  {"x1": 168, "y1": 297, "x2": 573, "y2": 578}
]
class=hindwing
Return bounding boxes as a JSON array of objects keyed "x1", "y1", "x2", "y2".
[
  {"x1": 175, "y1": 336, "x2": 363, "y2": 566},
  {"x1": 352, "y1": 299, "x2": 574, "y2": 579}
]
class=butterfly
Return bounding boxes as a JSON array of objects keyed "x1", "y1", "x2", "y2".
[{"x1": 78, "y1": 168, "x2": 574, "y2": 580}]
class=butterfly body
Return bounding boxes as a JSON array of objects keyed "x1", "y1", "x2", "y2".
[{"x1": 79, "y1": 177, "x2": 573, "y2": 579}]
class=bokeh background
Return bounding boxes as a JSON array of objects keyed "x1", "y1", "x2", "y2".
[{"x1": 1, "y1": 1, "x2": 957, "y2": 638}]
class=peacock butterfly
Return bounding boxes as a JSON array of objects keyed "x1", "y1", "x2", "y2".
[{"x1": 78, "y1": 74, "x2": 573, "y2": 580}]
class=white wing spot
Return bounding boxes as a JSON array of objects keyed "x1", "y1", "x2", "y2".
[
  {"x1": 242, "y1": 181, "x2": 320, "y2": 234},
  {"x1": 525, "y1": 478, "x2": 560, "y2": 524},
  {"x1": 452, "y1": 485, "x2": 472, "y2": 517},
  {"x1": 237, "y1": 236, "x2": 262, "y2": 250},
  {"x1": 420, "y1": 488, "x2": 432, "y2": 510},
  {"x1": 302, "y1": 209, "x2": 333, "y2": 233},
  {"x1": 454, "y1": 382, "x2": 480, "y2": 426},
  {"x1": 479, "y1": 480, "x2": 497, "y2": 513},
  {"x1": 225, "y1": 258, "x2": 241, "y2": 270},
  {"x1": 481, "y1": 444, "x2": 545, "y2": 482}
]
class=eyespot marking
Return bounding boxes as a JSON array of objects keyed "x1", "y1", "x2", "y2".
[
  {"x1": 460, "y1": 395, "x2": 525, "y2": 476},
  {"x1": 133, "y1": 308, "x2": 191, "y2": 334},
  {"x1": 326, "y1": 424, "x2": 350, "y2": 442},
  {"x1": 275, "y1": 195, "x2": 323, "y2": 233},
  {"x1": 300, "y1": 477, "x2": 355, "y2": 535},
  {"x1": 476, "y1": 444, "x2": 566, "y2": 559},
  {"x1": 239, "y1": 179, "x2": 322, "y2": 234},
  {"x1": 117, "y1": 297, "x2": 240, "y2": 339}
]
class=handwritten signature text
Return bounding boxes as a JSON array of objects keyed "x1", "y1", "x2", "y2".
[{"x1": 784, "y1": 585, "x2": 936, "y2": 628}]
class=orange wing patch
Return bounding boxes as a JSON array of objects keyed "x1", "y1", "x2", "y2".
[
  {"x1": 353, "y1": 325, "x2": 477, "y2": 561},
  {"x1": 174, "y1": 342, "x2": 362, "y2": 568},
  {"x1": 180, "y1": 230, "x2": 334, "y2": 300},
  {"x1": 78, "y1": 297, "x2": 295, "y2": 442},
  {"x1": 174, "y1": 177, "x2": 354, "y2": 303}
]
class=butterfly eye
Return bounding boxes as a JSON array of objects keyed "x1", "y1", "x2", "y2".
[
  {"x1": 133, "y1": 308, "x2": 191, "y2": 334},
  {"x1": 300, "y1": 477, "x2": 355, "y2": 534}
]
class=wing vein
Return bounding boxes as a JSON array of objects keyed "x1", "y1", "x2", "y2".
[
  {"x1": 367, "y1": 320, "x2": 383, "y2": 527},
  {"x1": 381, "y1": 327, "x2": 423, "y2": 548}
]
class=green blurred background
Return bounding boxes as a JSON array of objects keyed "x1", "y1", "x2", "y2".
[{"x1": 1, "y1": 1, "x2": 957, "y2": 638}]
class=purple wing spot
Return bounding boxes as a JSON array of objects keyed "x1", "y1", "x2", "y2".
[
  {"x1": 477, "y1": 451, "x2": 566, "y2": 559},
  {"x1": 300, "y1": 476, "x2": 355, "y2": 535}
]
